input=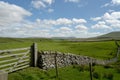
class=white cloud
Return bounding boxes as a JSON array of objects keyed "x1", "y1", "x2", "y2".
[
  {"x1": 43, "y1": 0, "x2": 54, "y2": 5},
  {"x1": 112, "y1": 0, "x2": 120, "y2": 5},
  {"x1": 110, "y1": 12, "x2": 120, "y2": 19},
  {"x1": 91, "y1": 11, "x2": 120, "y2": 30},
  {"x1": 108, "y1": 9, "x2": 115, "y2": 13},
  {"x1": 75, "y1": 25, "x2": 88, "y2": 31},
  {"x1": 65, "y1": 0, "x2": 80, "y2": 3},
  {"x1": 30, "y1": 18, "x2": 88, "y2": 38},
  {"x1": 74, "y1": 31, "x2": 102, "y2": 38},
  {"x1": 72, "y1": 18, "x2": 87, "y2": 23},
  {"x1": 23, "y1": 29, "x2": 51, "y2": 38},
  {"x1": 31, "y1": 0, "x2": 46, "y2": 8},
  {"x1": 10, "y1": 17, "x2": 88, "y2": 38},
  {"x1": 91, "y1": 21, "x2": 112, "y2": 30},
  {"x1": 0, "y1": 1, "x2": 32, "y2": 27},
  {"x1": 91, "y1": 17, "x2": 101, "y2": 21},
  {"x1": 0, "y1": 1, "x2": 33, "y2": 37},
  {"x1": 103, "y1": 12, "x2": 113, "y2": 20},
  {"x1": 102, "y1": 12, "x2": 120, "y2": 28},
  {"x1": 52, "y1": 27, "x2": 99, "y2": 38},
  {"x1": 31, "y1": 0, "x2": 54, "y2": 9},
  {"x1": 34, "y1": 18, "x2": 86, "y2": 26},
  {"x1": 106, "y1": 19, "x2": 120, "y2": 28},
  {"x1": 102, "y1": 3, "x2": 110, "y2": 7},
  {"x1": 0, "y1": 1, "x2": 98, "y2": 38},
  {"x1": 102, "y1": 0, "x2": 120, "y2": 7},
  {"x1": 60, "y1": 27, "x2": 72, "y2": 32},
  {"x1": 56, "y1": 18, "x2": 72, "y2": 25},
  {"x1": 53, "y1": 27, "x2": 73, "y2": 37},
  {"x1": 48, "y1": 8, "x2": 54, "y2": 13},
  {"x1": 56, "y1": 18, "x2": 87, "y2": 25}
]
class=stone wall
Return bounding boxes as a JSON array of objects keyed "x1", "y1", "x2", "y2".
[{"x1": 37, "y1": 51, "x2": 107, "y2": 69}]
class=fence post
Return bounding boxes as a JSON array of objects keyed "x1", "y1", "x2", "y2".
[
  {"x1": 0, "y1": 71, "x2": 8, "y2": 80},
  {"x1": 30, "y1": 43, "x2": 38, "y2": 67},
  {"x1": 115, "y1": 40, "x2": 120, "y2": 47},
  {"x1": 54, "y1": 52, "x2": 59, "y2": 79},
  {"x1": 89, "y1": 61, "x2": 93, "y2": 80}
]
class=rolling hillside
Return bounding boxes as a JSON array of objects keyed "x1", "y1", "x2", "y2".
[
  {"x1": 69, "y1": 31, "x2": 120, "y2": 41},
  {"x1": 85, "y1": 31, "x2": 120, "y2": 41},
  {"x1": 98, "y1": 31, "x2": 120, "y2": 38},
  {"x1": 0, "y1": 31, "x2": 120, "y2": 42},
  {"x1": 94, "y1": 31, "x2": 120, "y2": 41}
]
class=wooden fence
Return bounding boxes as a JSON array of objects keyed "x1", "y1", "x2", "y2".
[{"x1": 0, "y1": 43, "x2": 37, "y2": 73}]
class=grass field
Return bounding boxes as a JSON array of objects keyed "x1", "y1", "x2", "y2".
[
  {"x1": 0, "y1": 38, "x2": 120, "y2": 80},
  {"x1": 8, "y1": 64, "x2": 120, "y2": 80},
  {"x1": 0, "y1": 38, "x2": 118, "y2": 59}
]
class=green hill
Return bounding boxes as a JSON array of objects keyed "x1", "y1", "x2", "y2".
[
  {"x1": 0, "y1": 31, "x2": 120, "y2": 42},
  {"x1": 98, "y1": 31, "x2": 120, "y2": 38},
  {"x1": 68, "y1": 31, "x2": 120, "y2": 41},
  {"x1": 95, "y1": 31, "x2": 120, "y2": 40}
]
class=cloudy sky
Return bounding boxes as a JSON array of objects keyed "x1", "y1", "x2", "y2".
[{"x1": 0, "y1": 0, "x2": 120, "y2": 38}]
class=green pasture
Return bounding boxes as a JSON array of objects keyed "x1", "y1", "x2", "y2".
[
  {"x1": 0, "y1": 38, "x2": 118, "y2": 59},
  {"x1": 8, "y1": 64, "x2": 120, "y2": 80},
  {"x1": 0, "y1": 38, "x2": 120, "y2": 80}
]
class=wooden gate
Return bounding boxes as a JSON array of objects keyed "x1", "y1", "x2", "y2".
[{"x1": 0, "y1": 47, "x2": 30, "y2": 73}]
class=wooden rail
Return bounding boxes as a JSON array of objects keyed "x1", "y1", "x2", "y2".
[
  {"x1": 0, "y1": 47, "x2": 31, "y2": 73},
  {"x1": 2, "y1": 65, "x2": 30, "y2": 73},
  {"x1": 0, "y1": 56, "x2": 29, "y2": 64},
  {"x1": 0, "y1": 43, "x2": 38, "y2": 74},
  {"x1": 0, "y1": 47, "x2": 30, "y2": 53},
  {"x1": 0, "y1": 51, "x2": 30, "y2": 58},
  {"x1": 0, "y1": 59, "x2": 29, "y2": 68}
]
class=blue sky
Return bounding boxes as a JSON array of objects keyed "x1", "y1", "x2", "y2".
[{"x1": 0, "y1": 0, "x2": 120, "y2": 38}]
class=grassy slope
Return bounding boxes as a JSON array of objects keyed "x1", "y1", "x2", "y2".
[
  {"x1": 37, "y1": 40, "x2": 117, "y2": 59},
  {"x1": 98, "y1": 31, "x2": 120, "y2": 38},
  {"x1": 0, "y1": 38, "x2": 120, "y2": 80},
  {"x1": 8, "y1": 65, "x2": 120, "y2": 80},
  {"x1": 0, "y1": 38, "x2": 117, "y2": 59},
  {"x1": 8, "y1": 66, "x2": 90, "y2": 80}
]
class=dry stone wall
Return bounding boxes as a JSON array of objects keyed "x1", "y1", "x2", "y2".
[{"x1": 37, "y1": 51, "x2": 107, "y2": 69}]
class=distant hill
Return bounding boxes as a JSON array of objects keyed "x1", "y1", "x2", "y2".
[
  {"x1": 0, "y1": 37, "x2": 57, "y2": 43},
  {"x1": 0, "y1": 37, "x2": 22, "y2": 43},
  {"x1": 69, "y1": 31, "x2": 120, "y2": 41},
  {"x1": 98, "y1": 31, "x2": 120, "y2": 38},
  {"x1": 52, "y1": 37, "x2": 76, "y2": 39},
  {"x1": 0, "y1": 31, "x2": 120, "y2": 42}
]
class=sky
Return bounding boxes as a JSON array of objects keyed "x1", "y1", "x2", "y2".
[{"x1": 0, "y1": 0, "x2": 120, "y2": 38}]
